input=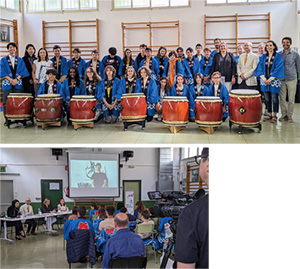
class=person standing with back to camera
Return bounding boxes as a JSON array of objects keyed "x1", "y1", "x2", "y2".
[{"x1": 175, "y1": 147, "x2": 209, "y2": 269}]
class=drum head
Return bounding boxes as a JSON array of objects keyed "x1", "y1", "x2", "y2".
[
  {"x1": 163, "y1": 96, "x2": 188, "y2": 101},
  {"x1": 8, "y1": 93, "x2": 33, "y2": 97},
  {"x1": 121, "y1": 93, "x2": 145, "y2": 98},
  {"x1": 196, "y1": 96, "x2": 221, "y2": 101},
  {"x1": 231, "y1": 89, "x2": 259, "y2": 95},
  {"x1": 72, "y1": 95, "x2": 96, "y2": 100},
  {"x1": 37, "y1": 94, "x2": 61, "y2": 98}
]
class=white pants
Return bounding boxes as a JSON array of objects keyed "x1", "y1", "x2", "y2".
[{"x1": 221, "y1": 76, "x2": 232, "y2": 92}]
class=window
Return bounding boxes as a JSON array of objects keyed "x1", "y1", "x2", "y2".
[
  {"x1": 1, "y1": 0, "x2": 20, "y2": 11},
  {"x1": 27, "y1": 0, "x2": 98, "y2": 12},
  {"x1": 113, "y1": 0, "x2": 189, "y2": 9},
  {"x1": 206, "y1": 0, "x2": 289, "y2": 4}
]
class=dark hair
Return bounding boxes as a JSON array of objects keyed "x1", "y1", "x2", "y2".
[
  {"x1": 157, "y1": 46, "x2": 167, "y2": 59},
  {"x1": 194, "y1": 73, "x2": 204, "y2": 85},
  {"x1": 186, "y1": 47, "x2": 193, "y2": 53},
  {"x1": 37, "y1": 48, "x2": 49, "y2": 62},
  {"x1": 73, "y1": 48, "x2": 81, "y2": 53},
  {"x1": 139, "y1": 44, "x2": 147, "y2": 49},
  {"x1": 104, "y1": 65, "x2": 116, "y2": 79},
  {"x1": 67, "y1": 67, "x2": 81, "y2": 87},
  {"x1": 108, "y1": 47, "x2": 117, "y2": 56},
  {"x1": 203, "y1": 48, "x2": 211, "y2": 52},
  {"x1": 78, "y1": 206, "x2": 86, "y2": 218},
  {"x1": 120, "y1": 207, "x2": 127, "y2": 213},
  {"x1": 265, "y1": 40, "x2": 278, "y2": 53},
  {"x1": 7, "y1": 42, "x2": 17, "y2": 50},
  {"x1": 148, "y1": 206, "x2": 155, "y2": 216},
  {"x1": 195, "y1": 43, "x2": 202, "y2": 48},
  {"x1": 282, "y1": 37, "x2": 292, "y2": 44},
  {"x1": 123, "y1": 48, "x2": 134, "y2": 66},
  {"x1": 135, "y1": 201, "x2": 145, "y2": 211},
  {"x1": 91, "y1": 49, "x2": 99, "y2": 54},
  {"x1": 46, "y1": 68, "x2": 57, "y2": 76},
  {"x1": 114, "y1": 214, "x2": 129, "y2": 227},
  {"x1": 11, "y1": 199, "x2": 19, "y2": 207},
  {"x1": 168, "y1": 51, "x2": 178, "y2": 58},
  {"x1": 117, "y1": 202, "x2": 125, "y2": 210},
  {"x1": 24, "y1": 44, "x2": 36, "y2": 58},
  {"x1": 160, "y1": 76, "x2": 170, "y2": 94},
  {"x1": 53, "y1": 45, "x2": 61, "y2": 51},
  {"x1": 106, "y1": 206, "x2": 115, "y2": 216},
  {"x1": 141, "y1": 210, "x2": 150, "y2": 220},
  {"x1": 98, "y1": 205, "x2": 106, "y2": 218},
  {"x1": 176, "y1": 47, "x2": 184, "y2": 52},
  {"x1": 84, "y1": 67, "x2": 101, "y2": 85},
  {"x1": 72, "y1": 206, "x2": 78, "y2": 215},
  {"x1": 214, "y1": 38, "x2": 221, "y2": 43},
  {"x1": 91, "y1": 202, "x2": 98, "y2": 210},
  {"x1": 145, "y1": 47, "x2": 152, "y2": 52}
]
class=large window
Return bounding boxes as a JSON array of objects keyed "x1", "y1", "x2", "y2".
[
  {"x1": 113, "y1": 0, "x2": 189, "y2": 9},
  {"x1": 27, "y1": 0, "x2": 98, "y2": 12},
  {"x1": 0, "y1": 0, "x2": 20, "y2": 11},
  {"x1": 206, "y1": 0, "x2": 290, "y2": 4}
]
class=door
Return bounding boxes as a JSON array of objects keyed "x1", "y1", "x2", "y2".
[
  {"x1": 123, "y1": 180, "x2": 141, "y2": 215},
  {"x1": 41, "y1": 179, "x2": 63, "y2": 210},
  {"x1": 0, "y1": 180, "x2": 14, "y2": 213}
]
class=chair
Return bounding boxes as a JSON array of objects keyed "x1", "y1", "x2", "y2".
[
  {"x1": 135, "y1": 223, "x2": 157, "y2": 263},
  {"x1": 110, "y1": 256, "x2": 147, "y2": 269},
  {"x1": 151, "y1": 217, "x2": 160, "y2": 232}
]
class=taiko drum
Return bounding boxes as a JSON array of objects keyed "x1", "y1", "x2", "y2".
[
  {"x1": 70, "y1": 95, "x2": 97, "y2": 123},
  {"x1": 162, "y1": 96, "x2": 189, "y2": 125},
  {"x1": 121, "y1": 93, "x2": 147, "y2": 121},
  {"x1": 6, "y1": 93, "x2": 33, "y2": 120},
  {"x1": 34, "y1": 94, "x2": 63, "y2": 122},
  {"x1": 229, "y1": 89, "x2": 262, "y2": 126},
  {"x1": 195, "y1": 96, "x2": 223, "y2": 127}
]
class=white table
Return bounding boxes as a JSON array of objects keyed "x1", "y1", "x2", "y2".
[{"x1": 0, "y1": 211, "x2": 71, "y2": 243}]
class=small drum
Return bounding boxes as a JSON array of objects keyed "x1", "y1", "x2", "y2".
[
  {"x1": 162, "y1": 96, "x2": 189, "y2": 125},
  {"x1": 34, "y1": 94, "x2": 63, "y2": 122},
  {"x1": 195, "y1": 96, "x2": 223, "y2": 127},
  {"x1": 70, "y1": 95, "x2": 97, "y2": 124},
  {"x1": 6, "y1": 93, "x2": 33, "y2": 120},
  {"x1": 229, "y1": 90, "x2": 262, "y2": 126},
  {"x1": 121, "y1": 93, "x2": 147, "y2": 122}
]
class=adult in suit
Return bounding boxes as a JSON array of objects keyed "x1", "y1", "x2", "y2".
[{"x1": 237, "y1": 42, "x2": 259, "y2": 90}]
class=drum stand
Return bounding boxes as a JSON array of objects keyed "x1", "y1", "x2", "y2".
[
  {"x1": 6, "y1": 116, "x2": 34, "y2": 129},
  {"x1": 167, "y1": 125, "x2": 187, "y2": 134},
  {"x1": 123, "y1": 119, "x2": 146, "y2": 131},
  {"x1": 198, "y1": 126, "x2": 216, "y2": 134},
  {"x1": 36, "y1": 120, "x2": 62, "y2": 130},
  {"x1": 72, "y1": 122, "x2": 94, "y2": 130},
  {"x1": 229, "y1": 120, "x2": 262, "y2": 134}
]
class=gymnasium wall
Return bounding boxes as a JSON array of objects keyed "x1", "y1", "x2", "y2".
[{"x1": 1, "y1": 0, "x2": 298, "y2": 58}]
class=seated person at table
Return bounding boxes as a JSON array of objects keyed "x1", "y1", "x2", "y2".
[
  {"x1": 102, "y1": 213, "x2": 145, "y2": 269},
  {"x1": 7, "y1": 199, "x2": 25, "y2": 240},
  {"x1": 119, "y1": 207, "x2": 136, "y2": 222},
  {"x1": 20, "y1": 197, "x2": 37, "y2": 236},
  {"x1": 99, "y1": 206, "x2": 115, "y2": 233},
  {"x1": 36, "y1": 69, "x2": 64, "y2": 100},
  {"x1": 89, "y1": 202, "x2": 99, "y2": 222},
  {"x1": 41, "y1": 198, "x2": 56, "y2": 230},
  {"x1": 57, "y1": 198, "x2": 69, "y2": 221},
  {"x1": 68, "y1": 206, "x2": 78, "y2": 220},
  {"x1": 134, "y1": 201, "x2": 146, "y2": 220},
  {"x1": 64, "y1": 206, "x2": 94, "y2": 240},
  {"x1": 136, "y1": 210, "x2": 154, "y2": 240},
  {"x1": 203, "y1": 71, "x2": 229, "y2": 121}
]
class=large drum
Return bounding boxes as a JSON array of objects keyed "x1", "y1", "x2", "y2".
[
  {"x1": 229, "y1": 90, "x2": 262, "y2": 126},
  {"x1": 162, "y1": 96, "x2": 189, "y2": 125},
  {"x1": 121, "y1": 93, "x2": 147, "y2": 122},
  {"x1": 70, "y1": 95, "x2": 97, "y2": 124},
  {"x1": 34, "y1": 94, "x2": 63, "y2": 122},
  {"x1": 6, "y1": 93, "x2": 33, "y2": 120},
  {"x1": 195, "y1": 96, "x2": 223, "y2": 127}
]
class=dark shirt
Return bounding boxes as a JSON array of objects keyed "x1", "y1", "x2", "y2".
[
  {"x1": 136, "y1": 53, "x2": 146, "y2": 70},
  {"x1": 91, "y1": 171, "x2": 108, "y2": 189},
  {"x1": 175, "y1": 194, "x2": 209, "y2": 269},
  {"x1": 105, "y1": 79, "x2": 113, "y2": 104},
  {"x1": 41, "y1": 204, "x2": 54, "y2": 213},
  {"x1": 106, "y1": 56, "x2": 119, "y2": 75},
  {"x1": 7, "y1": 206, "x2": 20, "y2": 218},
  {"x1": 127, "y1": 213, "x2": 136, "y2": 222},
  {"x1": 102, "y1": 228, "x2": 145, "y2": 269}
]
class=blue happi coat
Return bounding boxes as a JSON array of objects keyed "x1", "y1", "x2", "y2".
[
  {"x1": 182, "y1": 57, "x2": 200, "y2": 86},
  {"x1": 162, "y1": 59, "x2": 184, "y2": 87},
  {"x1": 67, "y1": 58, "x2": 86, "y2": 80},
  {"x1": 139, "y1": 57, "x2": 159, "y2": 82},
  {"x1": 200, "y1": 57, "x2": 213, "y2": 77},
  {"x1": 119, "y1": 78, "x2": 138, "y2": 96},
  {"x1": 203, "y1": 83, "x2": 229, "y2": 118},
  {"x1": 169, "y1": 84, "x2": 194, "y2": 117},
  {"x1": 254, "y1": 52, "x2": 285, "y2": 94},
  {"x1": 135, "y1": 77, "x2": 159, "y2": 116},
  {"x1": 0, "y1": 55, "x2": 29, "y2": 91},
  {"x1": 36, "y1": 80, "x2": 64, "y2": 101},
  {"x1": 50, "y1": 56, "x2": 68, "y2": 79},
  {"x1": 85, "y1": 59, "x2": 105, "y2": 79},
  {"x1": 62, "y1": 78, "x2": 85, "y2": 103},
  {"x1": 102, "y1": 55, "x2": 123, "y2": 78},
  {"x1": 64, "y1": 218, "x2": 94, "y2": 240}
]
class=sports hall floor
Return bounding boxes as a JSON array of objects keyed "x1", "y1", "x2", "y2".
[
  {"x1": 0, "y1": 227, "x2": 160, "y2": 268},
  {"x1": 1, "y1": 104, "x2": 300, "y2": 144}
]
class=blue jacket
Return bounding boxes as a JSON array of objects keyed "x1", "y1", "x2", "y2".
[
  {"x1": 182, "y1": 57, "x2": 200, "y2": 85},
  {"x1": 64, "y1": 218, "x2": 94, "y2": 240},
  {"x1": 200, "y1": 57, "x2": 213, "y2": 77},
  {"x1": 66, "y1": 229, "x2": 96, "y2": 266},
  {"x1": 36, "y1": 80, "x2": 64, "y2": 100},
  {"x1": 67, "y1": 57, "x2": 86, "y2": 80},
  {"x1": 102, "y1": 228, "x2": 145, "y2": 269},
  {"x1": 85, "y1": 59, "x2": 105, "y2": 79},
  {"x1": 135, "y1": 77, "x2": 159, "y2": 103},
  {"x1": 96, "y1": 227, "x2": 117, "y2": 253},
  {"x1": 119, "y1": 78, "x2": 138, "y2": 96},
  {"x1": 0, "y1": 56, "x2": 29, "y2": 91},
  {"x1": 62, "y1": 78, "x2": 85, "y2": 102},
  {"x1": 97, "y1": 77, "x2": 121, "y2": 103},
  {"x1": 50, "y1": 56, "x2": 68, "y2": 79},
  {"x1": 139, "y1": 57, "x2": 159, "y2": 81},
  {"x1": 169, "y1": 84, "x2": 193, "y2": 113},
  {"x1": 163, "y1": 59, "x2": 184, "y2": 87},
  {"x1": 102, "y1": 55, "x2": 123, "y2": 78}
]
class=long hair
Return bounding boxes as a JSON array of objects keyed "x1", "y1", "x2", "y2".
[
  {"x1": 24, "y1": 44, "x2": 36, "y2": 58},
  {"x1": 175, "y1": 74, "x2": 185, "y2": 87},
  {"x1": 104, "y1": 65, "x2": 116, "y2": 79},
  {"x1": 265, "y1": 40, "x2": 278, "y2": 53},
  {"x1": 135, "y1": 201, "x2": 146, "y2": 212},
  {"x1": 123, "y1": 48, "x2": 134, "y2": 66},
  {"x1": 84, "y1": 67, "x2": 101, "y2": 85},
  {"x1": 157, "y1": 46, "x2": 168, "y2": 59},
  {"x1": 138, "y1": 66, "x2": 151, "y2": 77},
  {"x1": 67, "y1": 67, "x2": 81, "y2": 87},
  {"x1": 124, "y1": 66, "x2": 137, "y2": 79},
  {"x1": 194, "y1": 73, "x2": 204, "y2": 86},
  {"x1": 37, "y1": 48, "x2": 49, "y2": 62},
  {"x1": 159, "y1": 76, "x2": 170, "y2": 94}
]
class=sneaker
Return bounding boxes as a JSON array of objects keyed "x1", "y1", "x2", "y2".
[
  {"x1": 279, "y1": 115, "x2": 288, "y2": 121},
  {"x1": 287, "y1": 117, "x2": 293, "y2": 123}
]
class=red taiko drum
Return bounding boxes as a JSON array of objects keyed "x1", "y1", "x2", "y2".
[
  {"x1": 70, "y1": 95, "x2": 97, "y2": 123},
  {"x1": 121, "y1": 93, "x2": 147, "y2": 121},
  {"x1": 6, "y1": 93, "x2": 33, "y2": 120},
  {"x1": 195, "y1": 96, "x2": 223, "y2": 127},
  {"x1": 229, "y1": 89, "x2": 262, "y2": 126},
  {"x1": 34, "y1": 94, "x2": 63, "y2": 122},
  {"x1": 162, "y1": 96, "x2": 189, "y2": 125}
]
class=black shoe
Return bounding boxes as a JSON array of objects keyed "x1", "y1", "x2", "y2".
[{"x1": 15, "y1": 236, "x2": 22, "y2": 240}]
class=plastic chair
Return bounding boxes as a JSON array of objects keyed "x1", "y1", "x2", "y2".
[
  {"x1": 135, "y1": 223, "x2": 157, "y2": 263},
  {"x1": 110, "y1": 256, "x2": 147, "y2": 269}
]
